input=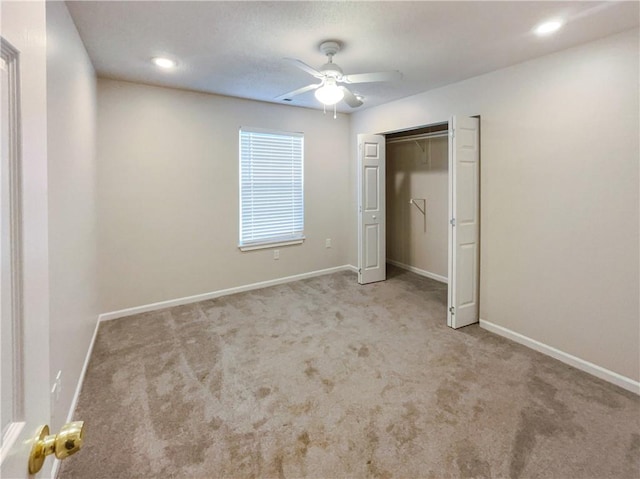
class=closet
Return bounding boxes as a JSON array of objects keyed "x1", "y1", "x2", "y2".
[
  {"x1": 357, "y1": 116, "x2": 479, "y2": 328},
  {"x1": 385, "y1": 123, "x2": 449, "y2": 283}
]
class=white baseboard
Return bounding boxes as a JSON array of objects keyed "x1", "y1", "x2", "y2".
[
  {"x1": 50, "y1": 452, "x2": 60, "y2": 479},
  {"x1": 480, "y1": 319, "x2": 640, "y2": 395},
  {"x1": 99, "y1": 264, "x2": 357, "y2": 322},
  {"x1": 386, "y1": 259, "x2": 448, "y2": 284},
  {"x1": 66, "y1": 319, "x2": 101, "y2": 422},
  {"x1": 51, "y1": 317, "x2": 101, "y2": 479}
]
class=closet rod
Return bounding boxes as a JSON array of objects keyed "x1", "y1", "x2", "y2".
[{"x1": 386, "y1": 131, "x2": 448, "y2": 145}]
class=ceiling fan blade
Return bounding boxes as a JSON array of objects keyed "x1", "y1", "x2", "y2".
[
  {"x1": 342, "y1": 71, "x2": 403, "y2": 84},
  {"x1": 340, "y1": 86, "x2": 363, "y2": 108},
  {"x1": 283, "y1": 58, "x2": 325, "y2": 79},
  {"x1": 275, "y1": 83, "x2": 321, "y2": 101}
]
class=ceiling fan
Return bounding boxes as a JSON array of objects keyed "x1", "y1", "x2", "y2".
[{"x1": 276, "y1": 40, "x2": 402, "y2": 109}]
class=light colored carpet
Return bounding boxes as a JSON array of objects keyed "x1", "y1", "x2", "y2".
[{"x1": 58, "y1": 267, "x2": 640, "y2": 479}]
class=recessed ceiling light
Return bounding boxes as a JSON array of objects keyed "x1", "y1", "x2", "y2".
[
  {"x1": 534, "y1": 20, "x2": 563, "y2": 36},
  {"x1": 151, "y1": 57, "x2": 177, "y2": 69}
]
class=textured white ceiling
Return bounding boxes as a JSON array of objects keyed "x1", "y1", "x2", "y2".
[{"x1": 66, "y1": 1, "x2": 639, "y2": 113}]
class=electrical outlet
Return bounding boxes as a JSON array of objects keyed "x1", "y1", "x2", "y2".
[
  {"x1": 325, "y1": 238, "x2": 332, "y2": 248},
  {"x1": 273, "y1": 249, "x2": 279, "y2": 260}
]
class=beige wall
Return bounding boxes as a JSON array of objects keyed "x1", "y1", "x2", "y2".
[
  {"x1": 46, "y1": 1, "x2": 98, "y2": 431},
  {"x1": 97, "y1": 80, "x2": 351, "y2": 313},
  {"x1": 386, "y1": 137, "x2": 448, "y2": 279},
  {"x1": 351, "y1": 29, "x2": 640, "y2": 381}
]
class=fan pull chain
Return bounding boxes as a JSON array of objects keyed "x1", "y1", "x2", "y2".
[
  {"x1": 323, "y1": 103, "x2": 326, "y2": 115},
  {"x1": 334, "y1": 104, "x2": 337, "y2": 119}
]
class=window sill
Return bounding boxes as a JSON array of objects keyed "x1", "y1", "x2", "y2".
[{"x1": 239, "y1": 237, "x2": 305, "y2": 252}]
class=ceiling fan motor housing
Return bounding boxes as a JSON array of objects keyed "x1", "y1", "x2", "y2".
[
  {"x1": 320, "y1": 62, "x2": 343, "y2": 79},
  {"x1": 319, "y1": 40, "x2": 341, "y2": 57}
]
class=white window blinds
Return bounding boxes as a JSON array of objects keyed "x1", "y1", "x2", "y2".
[{"x1": 239, "y1": 128, "x2": 304, "y2": 249}]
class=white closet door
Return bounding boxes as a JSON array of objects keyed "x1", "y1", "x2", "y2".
[
  {"x1": 358, "y1": 134, "x2": 386, "y2": 284},
  {"x1": 448, "y1": 116, "x2": 480, "y2": 328}
]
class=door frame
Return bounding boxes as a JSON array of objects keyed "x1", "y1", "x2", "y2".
[{"x1": 356, "y1": 116, "x2": 481, "y2": 328}]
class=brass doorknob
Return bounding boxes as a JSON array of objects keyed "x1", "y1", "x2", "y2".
[{"x1": 28, "y1": 421, "x2": 85, "y2": 474}]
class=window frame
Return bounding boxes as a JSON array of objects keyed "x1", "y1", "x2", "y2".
[{"x1": 238, "y1": 127, "x2": 305, "y2": 251}]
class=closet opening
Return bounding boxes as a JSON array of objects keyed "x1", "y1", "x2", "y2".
[
  {"x1": 357, "y1": 117, "x2": 480, "y2": 328},
  {"x1": 385, "y1": 122, "x2": 450, "y2": 286}
]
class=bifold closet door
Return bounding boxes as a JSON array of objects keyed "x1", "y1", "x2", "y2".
[
  {"x1": 448, "y1": 116, "x2": 480, "y2": 328},
  {"x1": 357, "y1": 134, "x2": 386, "y2": 284}
]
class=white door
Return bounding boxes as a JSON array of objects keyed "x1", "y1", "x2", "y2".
[
  {"x1": 1, "y1": 2, "x2": 53, "y2": 477},
  {"x1": 447, "y1": 116, "x2": 480, "y2": 328},
  {"x1": 357, "y1": 134, "x2": 386, "y2": 284}
]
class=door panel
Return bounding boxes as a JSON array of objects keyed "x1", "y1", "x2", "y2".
[
  {"x1": 364, "y1": 166, "x2": 379, "y2": 210},
  {"x1": 457, "y1": 162, "x2": 476, "y2": 221},
  {"x1": 358, "y1": 134, "x2": 386, "y2": 284},
  {"x1": 365, "y1": 224, "x2": 380, "y2": 269},
  {"x1": 458, "y1": 244, "x2": 477, "y2": 306},
  {"x1": 1, "y1": 3, "x2": 52, "y2": 477},
  {"x1": 448, "y1": 116, "x2": 480, "y2": 328}
]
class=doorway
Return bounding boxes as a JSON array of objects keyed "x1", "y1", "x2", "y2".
[
  {"x1": 385, "y1": 122, "x2": 449, "y2": 284},
  {"x1": 357, "y1": 116, "x2": 480, "y2": 329}
]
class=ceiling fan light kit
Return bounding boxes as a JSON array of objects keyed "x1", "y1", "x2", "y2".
[
  {"x1": 314, "y1": 79, "x2": 344, "y2": 105},
  {"x1": 276, "y1": 40, "x2": 402, "y2": 114}
]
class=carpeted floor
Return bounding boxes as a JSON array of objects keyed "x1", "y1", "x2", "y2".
[{"x1": 58, "y1": 267, "x2": 640, "y2": 479}]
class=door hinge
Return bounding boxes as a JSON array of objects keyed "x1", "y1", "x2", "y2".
[
  {"x1": 449, "y1": 129, "x2": 455, "y2": 139},
  {"x1": 359, "y1": 205, "x2": 362, "y2": 213},
  {"x1": 358, "y1": 268, "x2": 362, "y2": 274},
  {"x1": 450, "y1": 218, "x2": 456, "y2": 226},
  {"x1": 449, "y1": 306, "x2": 455, "y2": 315}
]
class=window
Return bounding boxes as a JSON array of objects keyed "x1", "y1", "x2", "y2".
[{"x1": 239, "y1": 127, "x2": 304, "y2": 250}]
